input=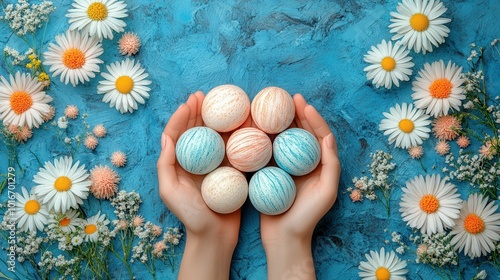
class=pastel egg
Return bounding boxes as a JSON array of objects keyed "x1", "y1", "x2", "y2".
[
  {"x1": 273, "y1": 128, "x2": 321, "y2": 176},
  {"x1": 226, "y1": 127, "x2": 272, "y2": 172},
  {"x1": 249, "y1": 167, "x2": 296, "y2": 215},
  {"x1": 202, "y1": 84, "x2": 251, "y2": 132},
  {"x1": 251, "y1": 86, "x2": 295, "y2": 134},
  {"x1": 175, "y1": 126, "x2": 225, "y2": 175},
  {"x1": 201, "y1": 167, "x2": 248, "y2": 214}
]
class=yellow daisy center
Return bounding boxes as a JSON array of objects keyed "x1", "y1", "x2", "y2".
[
  {"x1": 59, "y1": 217, "x2": 71, "y2": 227},
  {"x1": 115, "y1": 76, "x2": 134, "y2": 94},
  {"x1": 420, "y1": 194, "x2": 440, "y2": 214},
  {"x1": 63, "y1": 48, "x2": 86, "y2": 69},
  {"x1": 375, "y1": 267, "x2": 391, "y2": 280},
  {"x1": 87, "y1": 2, "x2": 108, "y2": 21},
  {"x1": 54, "y1": 176, "x2": 72, "y2": 192},
  {"x1": 410, "y1": 13, "x2": 429, "y2": 32},
  {"x1": 464, "y1": 213, "x2": 485, "y2": 234},
  {"x1": 429, "y1": 78, "x2": 452, "y2": 99},
  {"x1": 398, "y1": 119, "x2": 414, "y2": 133},
  {"x1": 10, "y1": 91, "x2": 33, "y2": 115},
  {"x1": 84, "y1": 224, "x2": 97, "y2": 234},
  {"x1": 25, "y1": 200, "x2": 41, "y2": 215},
  {"x1": 381, "y1": 57, "x2": 396, "y2": 71}
]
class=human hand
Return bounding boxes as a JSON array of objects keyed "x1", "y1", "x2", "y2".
[{"x1": 157, "y1": 91, "x2": 240, "y2": 280}]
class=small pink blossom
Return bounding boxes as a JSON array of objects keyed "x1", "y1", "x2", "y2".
[
  {"x1": 456, "y1": 135, "x2": 470, "y2": 148},
  {"x1": 64, "y1": 105, "x2": 79, "y2": 119},
  {"x1": 111, "y1": 151, "x2": 127, "y2": 167},
  {"x1": 408, "y1": 146, "x2": 424, "y2": 159},
  {"x1": 435, "y1": 141, "x2": 450, "y2": 156},
  {"x1": 93, "y1": 124, "x2": 107, "y2": 138},
  {"x1": 118, "y1": 32, "x2": 141, "y2": 56},
  {"x1": 84, "y1": 134, "x2": 98, "y2": 150},
  {"x1": 350, "y1": 189, "x2": 363, "y2": 202}
]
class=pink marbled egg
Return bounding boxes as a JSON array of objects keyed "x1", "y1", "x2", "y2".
[
  {"x1": 251, "y1": 86, "x2": 295, "y2": 134},
  {"x1": 226, "y1": 127, "x2": 272, "y2": 172},
  {"x1": 201, "y1": 167, "x2": 248, "y2": 214},
  {"x1": 202, "y1": 84, "x2": 251, "y2": 132}
]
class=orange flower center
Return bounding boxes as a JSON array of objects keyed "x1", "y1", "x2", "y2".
[
  {"x1": 420, "y1": 194, "x2": 440, "y2": 214},
  {"x1": 24, "y1": 200, "x2": 41, "y2": 215},
  {"x1": 59, "y1": 217, "x2": 71, "y2": 227},
  {"x1": 115, "y1": 76, "x2": 134, "y2": 94},
  {"x1": 63, "y1": 48, "x2": 86, "y2": 69},
  {"x1": 464, "y1": 213, "x2": 485, "y2": 234},
  {"x1": 87, "y1": 2, "x2": 108, "y2": 21},
  {"x1": 429, "y1": 78, "x2": 452, "y2": 99},
  {"x1": 410, "y1": 13, "x2": 429, "y2": 32},
  {"x1": 375, "y1": 267, "x2": 390, "y2": 280},
  {"x1": 381, "y1": 57, "x2": 396, "y2": 71},
  {"x1": 54, "y1": 176, "x2": 72, "y2": 192},
  {"x1": 85, "y1": 224, "x2": 97, "y2": 235},
  {"x1": 10, "y1": 91, "x2": 33, "y2": 115},
  {"x1": 398, "y1": 119, "x2": 414, "y2": 133}
]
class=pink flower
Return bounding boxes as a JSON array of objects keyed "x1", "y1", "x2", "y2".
[
  {"x1": 152, "y1": 241, "x2": 168, "y2": 257},
  {"x1": 84, "y1": 135, "x2": 98, "y2": 150},
  {"x1": 111, "y1": 151, "x2": 127, "y2": 167},
  {"x1": 118, "y1": 219, "x2": 128, "y2": 229},
  {"x1": 93, "y1": 124, "x2": 107, "y2": 138},
  {"x1": 350, "y1": 189, "x2": 363, "y2": 202},
  {"x1": 41, "y1": 105, "x2": 55, "y2": 122},
  {"x1": 408, "y1": 146, "x2": 424, "y2": 159},
  {"x1": 64, "y1": 105, "x2": 79, "y2": 119},
  {"x1": 456, "y1": 135, "x2": 470, "y2": 148},
  {"x1": 435, "y1": 141, "x2": 450, "y2": 156},
  {"x1": 132, "y1": 215, "x2": 144, "y2": 227},
  {"x1": 417, "y1": 244, "x2": 428, "y2": 257},
  {"x1": 8, "y1": 125, "x2": 32, "y2": 142},
  {"x1": 432, "y1": 115, "x2": 461, "y2": 140},
  {"x1": 151, "y1": 225, "x2": 162, "y2": 237},
  {"x1": 89, "y1": 165, "x2": 121, "y2": 199},
  {"x1": 479, "y1": 140, "x2": 497, "y2": 160},
  {"x1": 118, "y1": 32, "x2": 141, "y2": 56}
]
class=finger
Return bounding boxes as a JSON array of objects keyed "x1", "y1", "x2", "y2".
[
  {"x1": 157, "y1": 134, "x2": 179, "y2": 202},
  {"x1": 304, "y1": 104, "x2": 332, "y2": 141},
  {"x1": 292, "y1": 94, "x2": 313, "y2": 132},
  {"x1": 185, "y1": 94, "x2": 199, "y2": 128},
  {"x1": 319, "y1": 133, "x2": 341, "y2": 199},
  {"x1": 164, "y1": 104, "x2": 191, "y2": 142},
  {"x1": 194, "y1": 91, "x2": 205, "y2": 127}
]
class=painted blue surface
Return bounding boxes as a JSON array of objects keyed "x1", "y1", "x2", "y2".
[{"x1": 1, "y1": 0, "x2": 500, "y2": 279}]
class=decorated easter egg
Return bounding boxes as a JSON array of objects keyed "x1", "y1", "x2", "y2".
[
  {"x1": 251, "y1": 86, "x2": 295, "y2": 134},
  {"x1": 202, "y1": 84, "x2": 251, "y2": 132},
  {"x1": 226, "y1": 127, "x2": 272, "y2": 172},
  {"x1": 175, "y1": 126, "x2": 225, "y2": 175},
  {"x1": 273, "y1": 128, "x2": 321, "y2": 176},
  {"x1": 249, "y1": 167, "x2": 296, "y2": 215},
  {"x1": 201, "y1": 167, "x2": 248, "y2": 214}
]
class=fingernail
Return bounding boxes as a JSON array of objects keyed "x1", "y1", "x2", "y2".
[
  {"x1": 326, "y1": 133, "x2": 334, "y2": 149},
  {"x1": 177, "y1": 104, "x2": 184, "y2": 110},
  {"x1": 161, "y1": 133, "x2": 167, "y2": 149}
]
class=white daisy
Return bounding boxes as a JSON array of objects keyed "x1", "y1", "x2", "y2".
[
  {"x1": 412, "y1": 60, "x2": 465, "y2": 117},
  {"x1": 83, "y1": 211, "x2": 110, "y2": 242},
  {"x1": 400, "y1": 174, "x2": 462, "y2": 235},
  {"x1": 359, "y1": 247, "x2": 408, "y2": 280},
  {"x1": 450, "y1": 193, "x2": 500, "y2": 259},
  {"x1": 48, "y1": 209, "x2": 84, "y2": 233},
  {"x1": 0, "y1": 72, "x2": 53, "y2": 129},
  {"x1": 14, "y1": 187, "x2": 49, "y2": 232},
  {"x1": 97, "y1": 58, "x2": 151, "y2": 114},
  {"x1": 389, "y1": 0, "x2": 451, "y2": 54},
  {"x1": 33, "y1": 156, "x2": 91, "y2": 213},
  {"x1": 43, "y1": 30, "x2": 104, "y2": 87},
  {"x1": 67, "y1": 0, "x2": 128, "y2": 40},
  {"x1": 379, "y1": 102, "x2": 431, "y2": 149},
  {"x1": 364, "y1": 39, "x2": 414, "y2": 89}
]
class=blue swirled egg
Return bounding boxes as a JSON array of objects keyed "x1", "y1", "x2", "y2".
[
  {"x1": 249, "y1": 167, "x2": 296, "y2": 215},
  {"x1": 175, "y1": 127, "x2": 225, "y2": 175},
  {"x1": 273, "y1": 128, "x2": 321, "y2": 176}
]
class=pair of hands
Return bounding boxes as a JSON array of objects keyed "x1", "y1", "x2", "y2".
[{"x1": 157, "y1": 91, "x2": 341, "y2": 280}]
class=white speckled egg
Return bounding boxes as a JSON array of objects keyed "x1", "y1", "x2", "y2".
[
  {"x1": 273, "y1": 128, "x2": 321, "y2": 176},
  {"x1": 201, "y1": 167, "x2": 248, "y2": 214},
  {"x1": 249, "y1": 167, "x2": 296, "y2": 215},
  {"x1": 175, "y1": 126, "x2": 225, "y2": 175},
  {"x1": 251, "y1": 86, "x2": 295, "y2": 134},
  {"x1": 226, "y1": 127, "x2": 272, "y2": 172},
  {"x1": 202, "y1": 84, "x2": 251, "y2": 132}
]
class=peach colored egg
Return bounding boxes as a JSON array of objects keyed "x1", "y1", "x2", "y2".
[
  {"x1": 201, "y1": 167, "x2": 248, "y2": 214},
  {"x1": 202, "y1": 84, "x2": 251, "y2": 132},
  {"x1": 226, "y1": 127, "x2": 272, "y2": 172},
  {"x1": 251, "y1": 86, "x2": 295, "y2": 134}
]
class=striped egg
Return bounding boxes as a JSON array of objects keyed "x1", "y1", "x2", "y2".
[
  {"x1": 273, "y1": 128, "x2": 321, "y2": 176},
  {"x1": 202, "y1": 84, "x2": 251, "y2": 132},
  {"x1": 251, "y1": 86, "x2": 295, "y2": 134},
  {"x1": 226, "y1": 127, "x2": 272, "y2": 172},
  {"x1": 249, "y1": 167, "x2": 296, "y2": 215},
  {"x1": 175, "y1": 126, "x2": 225, "y2": 175},
  {"x1": 201, "y1": 167, "x2": 248, "y2": 214}
]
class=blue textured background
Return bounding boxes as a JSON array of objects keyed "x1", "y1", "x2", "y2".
[{"x1": 1, "y1": 0, "x2": 500, "y2": 279}]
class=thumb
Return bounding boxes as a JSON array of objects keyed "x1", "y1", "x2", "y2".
[
  {"x1": 157, "y1": 133, "x2": 179, "y2": 202},
  {"x1": 319, "y1": 133, "x2": 341, "y2": 200}
]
